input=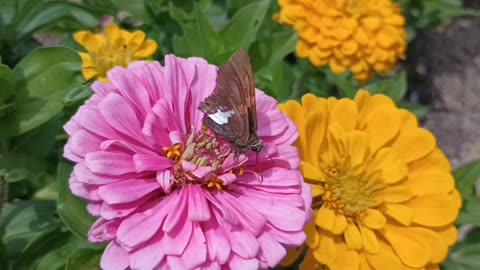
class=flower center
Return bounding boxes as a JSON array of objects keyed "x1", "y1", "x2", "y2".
[
  {"x1": 91, "y1": 39, "x2": 132, "y2": 78},
  {"x1": 162, "y1": 128, "x2": 244, "y2": 191},
  {"x1": 320, "y1": 156, "x2": 384, "y2": 218}
]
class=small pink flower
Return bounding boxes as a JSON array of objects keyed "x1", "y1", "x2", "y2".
[{"x1": 64, "y1": 55, "x2": 311, "y2": 270}]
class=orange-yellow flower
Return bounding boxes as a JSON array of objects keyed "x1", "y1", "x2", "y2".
[
  {"x1": 74, "y1": 23, "x2": 157, "y2": 82},
  {"x1": 275, "y1": 0, "x2": 407, "y2": 81},
  {"x1": 279, "y1": 90, "x2": 461, "y2": 270}
]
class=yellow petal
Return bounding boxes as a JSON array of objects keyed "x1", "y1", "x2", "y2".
[
  {"x1": 104, "y1": 23, "x2": 120, "y2": 41},
  {"x1": 134, "y1": 39, "x2": 158, "y2": 58},
  {"x1": 381, "y1": 185, "x2": 412, "y2": 203},
  {"x1": 300, "y1": 161, "x2": 324, "y2": 183},
  {"x1": 382, "y1": 225, "x2": 432, "y2": 268},
  {"x1": 305, "y1": 220, "x2": 320, "y2": 248},
  {"x1": 296, "y1": 39, "x2": 312, "y2": 58},
  {"x1": 391, "y1": 128, "x2": 436, "y2": 163},
  {"x1": 356, "y1": 92, "x2": 395, "y2": 129},
  {"x1": 330, "y1": 98, "x2": 358, "y2": 131},
  {"x1": 366, "y1": 107, "x2": 401, "y2": 153},
  {"x1": 313, "y1": 233, "x2": 337, "y2": 265},
  {"x1": 73, "y1": 31, "x2": 100, "y2": 52},
  {"x1": 330, "y1": 58, "x2": 347, "y2": 74},
  {"x1": 363, "y1": 209, "x2": 386, "y2": 229},
  {"x1": 407, "y1": 195, "x2": 458, "y2": 227},
  {"x1": 365, "y1": 241, "x2": 403, "y2": 270},
  {"x1": 332, "y1": 213, "x2": 348, "y2": 235},
  {"x1": 79, "y1": 52, "x2": 94, "y2": 68},
  {"x1": 407, "y1": 227, "x2": 448, "y2": 264},
  {"x1": 399, "y1": 109, "x2": 418, "y2": 129},
  {"x1": 329, "y1": 242, "x2": 360, "y2": 270},
  {"x1": 280, "y1": 245, "x2": 304, "y2": 266},
  {"x1": 311, "y1": 184, "x2": 325, "y2": 197},
  {"x1": 279, "y1": 100, "x2": 308, "y2": 158},
  {"x1": 432, "y1": 225, "x2": 457, "y2": 246},
  {"x1": 360, "y1": 254, "x2": 373, "y2": 270},
  {"x1": 316, "y1": 206, "x2": 335, "y2": 231},
  {"x1": 408, "y1": 148, "x2": 451, "y2": 173},
  {"x1": 385, "y1": 203, "x2": 413, "y2": 226},
  {"x1": 344, "y1": 223, "x2": 363, "y2": 250},
  {"x1": 372, "y1": 147, "x2": 407, "y2": 184},
  {"x1": 405, "y1": 169, "x2": 455, "y2": 196},
  {"x1": 359, "y1": 225, "x2": 379, "y2": 254},
  {"x1": 344, "y1": 131, "x2": 369, "y2": 167},
  {"x1": 81, "y1": 67, "x2": 98, "y2": 80},
  {"x1": 306, "y1": 111, "x2": 327, "y2": 166}
]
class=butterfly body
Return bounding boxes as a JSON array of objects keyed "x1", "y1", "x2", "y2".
[{"x1": 199, "y1": 49, "x2": 262, "y2": 154}]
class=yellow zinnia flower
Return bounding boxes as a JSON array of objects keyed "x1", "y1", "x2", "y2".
[
  {"x1": 279, "y1": 90, "x2": 461, "y2": 270},
  {"x1": 275, "y1": 0, "x2": 407, "y2": 81},
  {"x1": 74, "y1": 23, "x2": 158, "y2": 81}
]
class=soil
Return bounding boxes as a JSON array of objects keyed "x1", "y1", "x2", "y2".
[{"x1": 406, "y1": 1, "x2": 480, "y2": 168}]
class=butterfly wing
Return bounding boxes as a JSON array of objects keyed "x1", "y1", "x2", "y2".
[{"x1": 199, "y1": 49, "x2": 255, "y2": 144}]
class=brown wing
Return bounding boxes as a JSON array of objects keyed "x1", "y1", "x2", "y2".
[{"x1": 198, "y1": 49, "x2": 256, "y2": 143}]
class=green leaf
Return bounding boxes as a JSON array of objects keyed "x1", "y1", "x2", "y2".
[
  {"x1": 12, "y1": 227, "x2": 71, "y2": 270},
  {"x1": 454, "y1": 160, "x2": 480, "y2": 198},
  {"x1": 0, "y1": 200, "x2": 60, "y2": 259},
  {"x1": 11, "y1": 227, "x2": 100, "y2": 270},
  {"x1": 57, "y1": 160, "x2": 95, "y2": 239},
  {"x1": 250, "y1": 29, "x2": 298, "y2": 71},
  {"x1": 66, "y1": 248, "x2": 102, "y2": 270},
  {"x1": 397, "y1": 101, "x2": 429, "y2": 119},
  {"x1": 364, "y1": 71, "x2": 407, "y2": 102},
  {"x1": 449, "y1": 243, "x2": 480, "y2": 269},
  {"x1": 0, "y1": 64, "x2": 15, "y2": 102},
  {"x1": 220, "y1": 0, "x2": 270, "y2": 51},
  {"x1": 172, "y1": 4, "x2": 224, "y2": 61},
  {"x1": 0, "y1": 47, "x2": 83, "y2": 139},
  {"x1": 3, "y1": 1, "x2": 98, "y2": 42},
  {"x1": 326, "y1": 71, "x2": 357, "y2": 98}
]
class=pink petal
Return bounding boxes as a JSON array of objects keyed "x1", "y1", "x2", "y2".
[
  {"x1": 63, "y1": 145, "x2": 82, "y2": 162},
  {"x1": 203, "y1": 192, "x2": 239, "y2": 226},
  {"x1": 162, "y1": 188, "x2": 188, "y2": 232},
  {"x1": 200, "y1": 262, "x2": 221, "y2": 270},
  {"x1": 238, "y1": 194, "x2": 306, "y2": 231},
  {"x1": 88, "y1": 218, "x2": 119, "y2": 242},
  {"x1": 217, "y1": 172, "x2": 236, "y2": 185},
  {"x1": 156, "y1": 170, "x2": 173, "y2": 193},
  {"x1": 187, "y1": 185, "x2": 211, "y2": 221},
  {"x1": 133, "y1": 154, "x2": 173, "y2": 172},
  {"x1": 266, "y1": 224, "x2": 306, "y2": 246},
  {"x1": 63, "y1": 117, "x2": 80, "y2": 135},
  {"x1": 77, "y1": 105, "x2": 119, "y2": 140},
  {"x1": 98, "y1": 179, "x2": 159, "y2": 204},
  {"x1": 215, "y1": 192, "x2": 268, "y2": 235},
  {"x1": 142, "y1": 103, "x2": 170, "y2": 147},
  {"x1": 165, "y1": 55, "x2": 195, "y2": 133},
  {"x1": 87, "y1": 201, "x2": 101, "y2": 216},
  {"x1": 162, "y1": 218, "x2": 192, "y2": 256},
  {"x1": 181, "y1": 223, "x2": 207, "y2": 269},
  {"x1": 258, "y1": 233, "x2": 286, "y2": 267},
  {"x1": 256, "y1": 110, "x2": 287, "y2": 137},
  {"x1": 228, "y1": 254, "x2": 259, "y2": 270},
  {"x1": 107, "y1": 66, "x2": 151, "y2": 119},
  {"x1": 228, "y1": 230, "x2": 260, "y2": 259},
  {"x1": 116, "y1": 198, "x2": 172, "y2": 248},
  {"x1": 100, "y1": 241, "x2": 129, "y2": 270},
  {"x1": 98, "y1": 93, "x2": 152, "y2": 146},
  {"x1": 129, "y1": 233, "x2": 165, "y2": 270},
  {"x1": 85, "y1": 151, "x2": 135, "y2": 175},
  {"x1": 203, "y1": 219, "x2": 231, "y2": 264},
  {"x1": 74, "y1": 162, "x2": 123, "y2": 185},
  {"x1": 69, "y1": 127, "x2": 100, "y2": 156},
  {"x1": 99, "y1": 194, "x2": 152, "y2": 219}
]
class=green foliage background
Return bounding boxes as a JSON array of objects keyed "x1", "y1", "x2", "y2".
[{"x1": 0, "y1": 0, "x2": 478, "y2": 269}]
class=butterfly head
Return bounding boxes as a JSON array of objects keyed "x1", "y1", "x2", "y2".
[{"x1": 250, "y1": 140, "x2": 263, "y2": 153}]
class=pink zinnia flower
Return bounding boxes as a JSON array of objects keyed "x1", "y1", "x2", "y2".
[{"x1": 64, "y1": 55, "x2": 311, "y2": 270}]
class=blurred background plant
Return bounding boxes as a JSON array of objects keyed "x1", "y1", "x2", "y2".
[{"x1": 0, "y1": 0, "x2": 479, "y2": 269}]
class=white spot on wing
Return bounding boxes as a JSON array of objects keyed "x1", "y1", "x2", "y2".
[{"x1": 208, "y1": 110, "x2": 234, "y2": 125}]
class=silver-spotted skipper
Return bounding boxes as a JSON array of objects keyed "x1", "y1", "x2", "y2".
[{"x1": 198, "y1": 49, "x2": 263, "y2": 154}]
